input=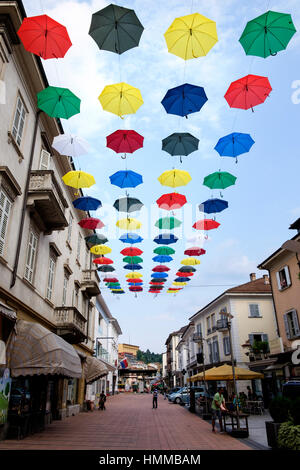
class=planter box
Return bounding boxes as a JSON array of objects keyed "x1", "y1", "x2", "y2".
[{"x1": 265, "y1": 421, "x2": 282, "y2": 448}]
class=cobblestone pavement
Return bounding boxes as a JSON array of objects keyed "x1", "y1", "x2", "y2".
[{"x1": 0, "y1": 393, "x2": 251, "y2": 450}]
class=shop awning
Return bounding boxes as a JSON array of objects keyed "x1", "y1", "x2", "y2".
[
  {"x1": 0, "y1": 301, "x2": 16, "y2": 321},
  {"x1": 6, "y1": 320, "x2": 82, "y2": 378},
  {"x1": 83, "y1": 356, "x2": 108, "y2": 384},
  {"x1": 265, "y1": 362, "x2": 290, "y2": 371}
]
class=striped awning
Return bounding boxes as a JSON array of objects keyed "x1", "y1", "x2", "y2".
[
  {"x1": 83, "y1": 356, "x2": 108, "y2": 384},
  {"x1": 6, "y1": 320, "x2": 82, "y2": 378},
  {"x1": 0, "y1": 301, "x2": 16, "y2": 321}
]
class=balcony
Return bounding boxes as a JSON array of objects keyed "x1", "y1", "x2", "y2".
[
  {"x1": 211, "y1": 325, "x2": 218, "y2": 333},
  {"x1": 216, "y1": 319, "x2": 228, "y2": 331},
  {"x1": 81, "y1": 270, "x2": 100, "y2": 297},
  {"x1": 27, "y1": 170, "x2": 68, "y2": 234},
  {"x1": 55, "y1": 306, "x2": 87, "y2": 344},
  {"x1": 192, "y1": 333, "x2": 203, "y2": 343}
]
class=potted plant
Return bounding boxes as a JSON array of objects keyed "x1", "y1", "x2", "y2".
[
  {"x1": 266, "y1": 396, "x2": 291, "y2": 448},
  {"x1": 277, "y1": 398, "x2": 300, "y2": 450}
]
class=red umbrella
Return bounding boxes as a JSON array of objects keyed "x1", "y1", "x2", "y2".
[
  {"x1": 103, "y1": 277, "x2": 119, "y2": 283},
  {"x1": 17, "y1": 15, "x2": 72, "y2": 60},
  {"x1": 149, "y1": 290, "x2": 161, "y2": 293},
  {"x1": 176, "y1": 272, "x2": 194, "y2": 277},
  {"x1": 150, "y1": 281, "x2": 165, "y2": 285},
  {"x1": 78, "y1": 217, "x2": 104, "y2": 229},
  {"x1": 184, "y1": 247, "x2": 206, "y2": 256},
  {"x1": 106, "y1": 130, "x2": 144, "y2": 155},
  {"x1": 129, "y1": 286, "x2": 143, "y2": 292},
  {"x1": 93, "y1": 257, "x2": 113, "y2": 265},
  {"x1": 224, "y1": 74, "x2": 272, "y2": 111},
  {"x1": 126, "y1": 278, "x2": 143, "y2": 283},
  {"x1": 120, "y1": 247, "x2": 143, "y2": 256},
  {"x1": 168, "y1": 288, "x2": 182, "y2": 291},
  {"x1": 152, "y1": 265, "x2": 170, "y2": 272},
  {"x1": 193, "y1": 219, "x2": 220, "y2": 230},
  {"x1": 156, "y1": 192, "x2": 187, "y2": 210}
]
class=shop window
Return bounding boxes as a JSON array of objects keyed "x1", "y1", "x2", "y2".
[
  {"x1": 0, "y1": 188, "x2": 12, "y2": 256},
  {"x1": 12, "y1": 96, "x2": 26, "y2": 147},
  {"x1": 284, "y1": 310, "x2": 300, "y2": 339},
  {"x1": 276, "y1": 266, "x2": 291, "y2": 290}
]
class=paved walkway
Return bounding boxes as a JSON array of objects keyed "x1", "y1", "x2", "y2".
[{"x1": 0, "y1": 393, "x2": 251, "y2": 450}]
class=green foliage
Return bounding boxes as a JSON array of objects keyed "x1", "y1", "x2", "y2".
[
  {"x1": 269, "y1": 396, "x2": 291, "y2": 423},
  {"x1": 136, "y1": 349, "x2": 162, "y2": 364},
  {"x1": 252, "y1": 340, "x2": 269, "y2": 353},
  {"x1": 278, "y1": 421, "x2": 300, "y2": 450},
  {"x1": 290, "y1": 397, "x2": 300, "y2": 425},
  {"x1": 4, "y1": 383, "x2": 10, "y2": 397}
]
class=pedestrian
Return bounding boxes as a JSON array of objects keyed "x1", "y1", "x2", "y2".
[
  {"x1": 152, "y1": 388, "x2": 158, "y2": 409},
  {"x1": 247, "y1": 385, "x2": 253, "y2": 400},
  {"x1": 211, "y1": 387, "x2": 227, "y2": 433},
  {"x1": 99, "y1": 391, "x2": 106, "y2": 410}
]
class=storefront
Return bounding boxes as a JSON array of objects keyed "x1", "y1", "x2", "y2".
[{"x1": 83, "y1": 355, "x2": 108, "y2": 410}]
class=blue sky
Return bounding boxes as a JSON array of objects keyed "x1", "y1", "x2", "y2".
[{"x1": 23, "y1": 0, "x2": 300, "y2": 352}]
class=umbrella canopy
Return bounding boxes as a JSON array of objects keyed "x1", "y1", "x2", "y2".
[
  {"x1": 173, "y1": 281, "x2": 187, "y2": 286},
  {"x1": 178, "y1": 266, "x2": 196, "y2": 273},
  {"x1": 224, "y1": 74, "x2": 272, "y2": 110},
  {"x1": 17, "y1": 14, "x2": 72, "y2": 59},
  {"x1": 120, "y1": 247, "x2": 143, "y2": 256},
  {"x1": 149, "y1": 285, "x2": 164, "y2": 290},
  {"x1": 214, "y1": 132, "x2": 255, "y2": 161},
  {"x1": 200, "y1": 198, "x2": 228, "y2": 214},
  {"x1": 62, "y1": 171, "x2": 95, "y2": 190},
  {"x1": 110, "y1": 170, "x2": 143, "y2": 188},
  {"x1": 119, "y1": 233, "x2": 143, "y2": 244},
  {"x1": 203, "y1": 171, "x2": 236, "y2": 190},
  {"x1": 155, "y1": 217, "x2": 182, "y2": 229},
  {"x1": 113, "y1": 196, "x2": 143, "y2": 213},
  {"x1": 107, "y1": 283, "x2": 120, "y2": 288},
  {"x1": 78, "y1": 217, "x2": 104, "y2": 230},
  {"x1": 239, "y1": 11, "x2": 296, "y2": 58},
  {"x1": 89, "y1": 4, "x2": 144, "y2": 54},
  {"x1": 153, "y1": 234, "x2": 178, "y2": 245},
  {"x1": 97, "y1": 265, "x2": 115, "y2": 272},
  {"x1": 52, "y1": 133, "x2": 89, "y2": 158},
  {"x1": 90, "y1": 244, "x2": 111, "y2": 255},
  {"x1": 156, "y1": 192, "x2": 187, "y2": 210},
  {"x1": 184, "y1": 247, "x2": 206, "y2": 256},
  {"x1": 123, "y1": 264, "x2": 142, "y2": 270},
  {"x1": 85, "y1": 234, "x2": 108, "y2": 245},
  {"x1": 192, "y1": 364, "x2": 264, "y2": 381},
  {"x1": 99, "y1": 82, "x2": 143, "y2": 117},
  {"x1": 161, "y1": 83, "x2": 208, "y2": 117},
  {"x1": 107, "y1": 130, "x2": 144, "y2": 154},
  {"x1": 37, "y1": 86, "x2": 80, "y2": 119},
  {"x1": 129, "y1": 286, "x2": 143, "y2": 292},
  {"x1": 162, "y1": 133, "x2": 199, "y2": 160},
  {"x1": 176, "y1": 271, "x2": 194, "y2": 277},
  {"x1": 153, "y1": 246, "x2": 175, "y2": 255},
  {"x1": 103, "y1": 277, "x2": 119, "y2": 283},
  {"x1": 150, "y1": 281, "x2": 165, "y2": 286},
  {"x1": 123, "y1": 256, "x2": 143, "y2": 264},
  {"x1": 193, "y1": 219, "x2": 220, "y2": 230},
  {"x1": 116, "y1": 218, "x2": 141, "y2": 230},
  {"x1": 93, "y1": 257, "x2": 113, "y2": 265},
  {"x1": 126, "y1": 278, "x2": 143, "y2": 283},
  {"x1": 164, "y1": 13, "x2": 218, "y2": 60},
  {"x1": 125, "y1": 272, "x2": 143, "y2": 278},
  {"x1": 151, "y1": 272, "x2": 168, "y2": 278},
  {"x1": 174, "y1": 277, "x2": 190, "y2": 282},
  {"x1": 73, "y1": 196, "x2": 102, "y2": 211},
  {"x1": 181, "y1": 257, "x2": 200, "y2": 266},
  {"x1": 152, "y1": 265, "x2": 170, "y2": 272},
  {"x1": 158, "y1": 169, "x2": 191, "y2": 188},
  {"x1": 152, "y1": 255, "x2": 173, "y2": 263}
]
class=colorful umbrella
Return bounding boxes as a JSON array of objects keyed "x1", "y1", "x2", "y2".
[
  {"x1": 119, "y1": 233, "x2": 143, "y2": 244},
  {"x1": 127, "y1": 279, "x2": 143, "y2": 283},
  {"x1": 155, "y1": 217, "x2": 182, "y2": 229},
  {"x1": 107, "y1": 283, "x2": 121, "y2": 288},
  {"x1": 123, "y1": 264, "x2": 142, "y2": 270},
  {"x1": 17, "y1": 15, "x2": 72, "y2": 59},
  {"x1": 52, "y1": 134, "x2": 89, "y2": 158},
  {"x1": 93, "y1": 257, "x2": 113, "y2": 265},
  {"x1": 164, "y1": 13, "x2": 218, "y2": 60},
  {"x1": 175, "y1": 277, "x2": 190, "y2": 282},
  {"x1": 120, "y1": 247, "x2": 143, "y2": 256},
  {"x1": 85, "y1": 234, "x2": 108, "y2": 245},
  {"x1": 129, "y1": 286, "x2": 143, "y2": 292},
  {"x1": 200, "y1": 198, "x2": 228, "y2": 214},
  {"x1": 78, "y1": 217, "x2": 104, "y2": 230},
  {"x1": 153, "y1": 246, "x2": 175, "y2": 255},
  {"x1": 150, "y1": 281, "x2": 165, "y2": 285},
  {"x1": 184, "y1": 247, "x2": 206, "y2": 256},
  {"x1": 176, "y1": 271, "x2": 194, "y2": 277},
  {"x1": 162, "y1": 133, "x2": 199, "y2": 162},
  {"x1": 37, "y1": 86, "x2": 81, "y2": 119},
  {"x1": 181, "y1": 258, "x2": 200, "y2": 266},
  {"x1": 99, "y1": 82, "x2": 143, "y2": 117},
  {"x1": 103, "y1": 277, "x2": 119, "y2": 283},
  {"x1": 161, "y1": 83, "x2": 207, "y2": 117},
  {"x1": 156, "y1": 192, "x2": 187, "y2": 210},
  {"x1": 214, "y1": 132, "x2": 255, "y2": 162},
  {"x1": 107, "y1": 130, "x2": 144, "y2": 156},
  {"x1": 224, "y1": 75, "x2": 272, "y2": 110},
  {"x1": 125, "y1": 272, "x2": 143, "y2": 278},
  {"x1": 73, "y1": 196, "x2": 102, "y2": 211},
  {"x1": 239, "y1": 11, "x2": 296, "y2": 58},
  {"x1": 178, "y1": 266, "x2": 196, "y2": 273},
  {"x1": 97, "y1": 265, "x2": 115, "y2": 272},
  {"x1": 110, "y1": 170, "x2": 143, "y2": 188},
  {"x1": 90, "y1": 244, "x2": 111, "y2": 255},
  {"x1": 203, "y1": 171, "x2": 236, "y2": 190},
  {"x1": 153, "y1": 234, "x2": 178, "y2": 245},
  {"x1": 62, "y1": 171, "x2": 95, "y2": 190},
  {"x1": 158, "y1": 169, "x2": 191, "y2": 188},
  {"x1": 173, "y1": 281, "x2": 187, "y2": 286},
  {"x1": 89, "y1": 4, "x2": 144, "y2": 54},
  {"x1": 116, "y1": 218, "x2": 141, "y2": 230},
  {"x1": 193, "y1": 219, "x2": 220, "y2": 230},
  {"x1": 152, "y1": 255, "x2": 173, "y2": 263},
  {"x1": 151, "y1": 272, "x2": 168, "y2": 278},
  {"x1": 152, "y1": 265, "x2": 170, "y2": 272},
  {"x1": 123, "y1": 256, "x2": 143, "y2": 264},
  {"x1": 113, "y1": 197, "x2": 143, "y2": 213}
]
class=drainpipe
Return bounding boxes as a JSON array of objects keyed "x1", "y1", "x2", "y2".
[
  {"x1": 10, "y1": 110, "x2": 42, "y2": 288},
  {"x1": 267, "y1": 268, "x2": 280, "y2": 337}
]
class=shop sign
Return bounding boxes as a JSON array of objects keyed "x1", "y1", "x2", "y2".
[
  {"x1": 0, "y1": 369, "x2": 11, "y2": 425},
  {"x1": 291, "y1": 347, "x2": 300, "y2": 365}
]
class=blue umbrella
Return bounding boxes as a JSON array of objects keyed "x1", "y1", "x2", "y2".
[
  {"x1": 152, "y1": 255, "x2": 173, "y2": 263},
  {"x1": 151, "y1": 272, "x2": 168, "y2": 278},
  {"x1": 119, "y1": 233, "x2": 143, "y2": 244},
  {"x1": 199, "y1": 198, "x2": 229, "y2": 214},
  {"x1": 73, "y1": 196, "x2": 102, "y2": 211},
  {"x1": 109, "y1": 170, "x2": 143, "y2": 188},
  {"x1": 161, "y1": 83, "x2": 208, "y2": 118},
  {"x1": 214, "y1": 132, "x2": 255, "y2": 162},
  {"x1": 153, "y1": 234, "x2": 178, "y2": 245},
  {"x1": 128, "y1": 282, "x2": 143, "y2": 286},
  {"x1": 124, "y1": 264, "x2": 143, "y2": 270},
  {"x1": 174, "y1": 277, "x2": 191, "y2": 282}
]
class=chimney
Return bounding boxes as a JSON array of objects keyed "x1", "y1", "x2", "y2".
[
  {"x1": 249, "y1": 273, "x2": 256, "y2": 282},
  {"x1": 263, "y1": 274, "x2": 270, "y2": 285}
]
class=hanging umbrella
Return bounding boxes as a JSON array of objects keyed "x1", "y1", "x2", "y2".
[
  {"x1": 152, "y1": 255, "x2": 173, "y2": 263},
  {"x1": 93, "y1": 257, "x2": 113, "y2": 265},
  {"x1": 62, "y1": 171, "x2": 95, "y2": 190},
  {"x1": 122, "y1": 256, "x2": 143, "y2": 264},
  {"x1": 161, "y1": 83, "x2": 207, "y2": 117},
  {"x1": 107, "y1": 283, "x2": 121, "y2": 288},
  {"x1": 149, "y1": 285, "x2": 163, "y2": 290},
  {"x1": 162, "y1": 133, "x2": 199, "y2": 162},
  {"x1": 153, "y1": 234, "x2": 178, "y2": 245},
  {"x1": 37, "y1": 86, "x2": 81, "y2": 119},
  {"x1": 156, "y1": 192, "x2": 187, "y2": 210},
  {"x1": 214, "y1": 132, "x2": 255, "y2": 162},
  {"x1": 116, "y1": 218, "x2": 141, "y2": 230},
  {"x1": 89, "y1": 4, "x2": 144, "y2": 54},
  {"x1": 103, "y1": 277, "x2": 119, "y2": 283},
  {"x1": 178, "y1": 266, "x2": 196, "y2": 273},
  {"x1": 203, "y1": 171, "x2": 236, "y2": 190},
  {"x1": 107, "y1": 130, "x2": 144, "y2": 157},
  {"x1": 181, "y1": 257, "x2": 200, "y2": 266},
  {"x1": 52, "y1": 134, "x2": 89, "y2": 158},
  {"x1": 155, "y1": 217, "x2": 181, "y2": 229},
  {"x1": 152, "y1": 265, "x2": 170, "y2": 272},
  {"x1": 164, "y1": 13, "x2": 218, "y2": 60},
  {"x1": 111, "y1": 289, "x2": 125, "y2": 294},
  {"x1": 120, "y1": 247, "x2": 143, "y2": 256},
  {"x1": 125, "y1": 272, "x2": 143, "y2": 278},
  {"x1": 168, "y1": 288, "x2": 182, "y2": 291},
  {"x1": 176, "y1": 271, "x2": 194, "y2": 277},
  {"x1": 193, "y1": 219, "x2": 220, "y2": 230},
  {"x1": 224, "y1": 75, "x2": 272, "y2": 110},
  {"x1": 173, "y1": 281, "x2": 187, "y2": 286},
  {"x1": 85, "y1": 234, "x2": 108, "y2": 245},
  {"x1": 184, "y1": 247, "x2": 206, "y2": 256},
  {"x1": 158, "y1": 169, "x2": 191, "y2": 188},
  {"x1": 127, "y1": 278, "x2": 143, "y2": 283},
  {"x1": 153, "y1": 246, "x2": 175, "y2": 255},
  {"x1": 150, "y1": 281, "x2": 165, "y2": 285},
  {"x1": 151, "y1": 272, "x2": 168, "y2": 278},
  {"x1": 17, "y1": 14, "x2": 72, "y2": 59},
  {"x1": 239, "y1": 11, "x2": 296, "y2": 58},
  {"x1": 110, "y1": 170, "x2": 143, "y2": 188},
  {"x1": 73, "y1": 196, "x2": 102, "y2": 211},
  {"x1": 97, "y1": 265, "x2": 115, "y2": 272},
  {"x1": 123, "y1": 264, "x2": 142, "y2": 270},
  {"x1": 90, "y1": 244, "x2": 111, "y2": 255},
  {"x1": 99, "y1": 82, "x2": 143, "y2": 117},
  {"x1": 174, "y1": 277, "x2": 190, "y2": 282},
  {"x1": 113, "y1": 196, "x2": 143, "y2": 213},
  {"x1": 119, "y1": 233, "x2": 143, "y2": 244},
  {"x1": 78, "y1": 217, "x2": 104, "y2": 230},
  {"x1": 129, "y1": 286, "x2": 143, "y2": 292},
  {"x1": 200, "y1": 198, "x2": 228, "y2": 214}
]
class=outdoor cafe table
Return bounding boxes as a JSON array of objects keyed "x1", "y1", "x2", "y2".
[
  {"x1": 222, "y1": 410, "x2": 249, "y2": 436},
  {"x1": 246, "y1": 400, "x2": 264, "y2": 414}
]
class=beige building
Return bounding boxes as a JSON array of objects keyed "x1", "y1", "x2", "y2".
[{"x1": 118, "y1": 343, "x2": 139, "y2": 358}]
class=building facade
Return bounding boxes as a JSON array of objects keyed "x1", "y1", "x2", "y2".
[{"x1": 165, "y1": 326, "x2": 187, "y2": 388}]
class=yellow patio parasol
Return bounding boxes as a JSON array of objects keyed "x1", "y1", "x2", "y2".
[
  {"x1": 190, "y1": 364, "x2": 264, "y2": 381},
  {"x1": 158, "y1": 169, "x2": 191, "y2": 188},
  {"x1": 181, "y1": 257, "x2": 200, "y2": 266},
  {"x1": 99, "y1": 82, "x2": 143, "y2": 118},
  {"x1": 90, "y1": 245, "x2": 112, "y2": 255},
  {"x1": 62, "y1": 171, "x2": 95, "y2": 191},
  {"x1": 116, "y1": 218, "x2": 142, "y2": 230}
]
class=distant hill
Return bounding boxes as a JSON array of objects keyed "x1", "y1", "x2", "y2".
[{"x1": 136, "y1": 349, "x2": 162, "y2": 364}]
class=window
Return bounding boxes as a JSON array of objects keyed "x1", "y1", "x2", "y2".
[
  {"x1": 284, "y1": 310, "x2": 300, "y2": 339},
  {"x1": 62, "y1": 275, "x2": 68, "y2": 306},
  {"x1": 223, "y1": 336, "x2": 231, "y2": 356},
  {"x1": 73, "y1": 284, "x2": 79, "y2": 308},
  {"x1": 211, "y1": 313, "x2": 216, "y2": 330},
  {"x1": 196, "y1": 323, "x2": 202, "y2": 336},
  {"x1": 12, "y1": 96, "x2": 26, "y2": 146},
  {"x1": 276, "y1": 266, "x2": 291, "y2": 290},
  {"x1": 39, "y1": 149, "x2": 51, "y2": 170},
  {"x1": 0, "y1": 189, "x2": 11, "y2": 256},
  {"x1": 46, "y1": 256, "x2": 56, "y2": 300},
  {"x1": 249, "y1": 304, "x2": 260, "y2": 317},
  {"x1": 206, "y1": 316, "x2": 211, "y2": 334},
  {"x1": 77, "y1": 234, "x2": 82, "y2": 262},
  {"x1": 67, "y1": 213, "x2": 73, "y2": 245},
  {"x1": 249, "y1": 333, "x2": 269, "y2": 346},
  {"x1": 212, "y1": 337, "x2": 220, "y2": 363},
  {"x1": 207, "y1": 340, "x2": 213, "y2": 363},
  {"x1": 24, "y1": 229, "x2": 38, "y2": 283}
]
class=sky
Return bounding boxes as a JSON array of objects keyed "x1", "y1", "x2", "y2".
[{"x1": 23, "y1": 0, "x2": 300, "y2": 352}]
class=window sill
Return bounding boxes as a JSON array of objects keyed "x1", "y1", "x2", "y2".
[
  {"x1": 278, "y1": 284, "x2": 292, "y2": 292},
  {"x1": 248, "y1": 316, "x2": 263, "y2": 318},
  {"x1": 44, "y1": 297, "x2": 54, "y2": 308},
  {"x1": 22, "y1": 277, "x2": 36, "y2": 291},
  {"x1": 76, "y1": 259, "x2": 81, "y2": 267},
  {"x1": 0, "y1": 255, "x2": 8, "y2": 266},
  {"x1": 7, "y1": 131, "x2": 24, "y2": 162},
  {"x1": 66, "y1": 240, "x2": 72, "y2": 251}
]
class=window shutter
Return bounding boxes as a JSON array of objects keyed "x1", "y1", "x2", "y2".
[
  {"x1": 292, "y1": 310, "x2": 300, "y2": 337},
  {"x1": 284, "y1": 314, "x2": 291, "y2": 339},
  {"x1": 284, "y1": 266, "x2": 291, "y2": 287},
  {"x1": 249, "y1": 334, "x2": 254, "y2": 345},
  {"x1": 0, "y1": 190, "x2": 11, "y2": 255},
  {"x1": 25, "y1": 231, "x2": 38, "y2": 283},
  {"x1": 249, "y1": 304, "x2": 260, "y2": 317},
  {"x1": 276, "y1": 272, "x2": 282, "y2": 290},
  {"x1": 47, "y1": 257, "x2": 55, "y2": 300},
  {"x1": 39, "y1": 149, "x2": 51, "y2": 170}
]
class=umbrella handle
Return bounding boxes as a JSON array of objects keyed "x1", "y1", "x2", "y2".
[{"x1": 121, "y1": 153, "x2": 127, "y2": 159}]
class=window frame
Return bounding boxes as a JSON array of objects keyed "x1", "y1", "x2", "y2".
[
  {"x1": 276, "y1": 266, "x2": 291, "y2": 291},
  {"x1": 223, "y1": 336, "x2": 231, "y2": 356},
  {"x1": 46, "y1": 255, "x2": 56, "y2": 301},
  {"x1": 24, "y1": 228, "x2": 39, "y2": 284},
  {"x1": 62, "y1": 274, "x2": 69, "y2": 306},
  {"x1": 0, "y1": 188, "x2": 12, "y2": 256},
  {"x1": 11, "y1": 95, "x2": 27, "y2": 147},
  {"x1": 249, "y1": 303, "x2": 261, "y2": 318},
  {"x1": 284, "y1": 309, "x2": 300, "y2": 340}
]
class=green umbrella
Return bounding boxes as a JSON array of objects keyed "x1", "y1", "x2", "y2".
[
  {"x1": 203, "y1": 171, "x2": 237, "y2": 190},
  {"x1": 97, "y1": 265, "x2": 115, "y2": 272},
  {"x1": 37, "y1": 86, "x2": 81, "y2": 119},
  {"x1": 85, "y1": 234, "x2": 108, "y2": 246},
  {"x1": 155, "y1": 217, "x2": 182, "y2": 229},
  {"x1": 123, "y1": 256, "x2": 143, "y2": 264},
  {"x1": 153, "y1": 246, "x2": 175, "y2": 255},
  {"x1": 107, "y1": 283, "x2": 121, "y2": 288},
  {"x1": 239, "y1": 11, "x2": 296, "y2": 58}
]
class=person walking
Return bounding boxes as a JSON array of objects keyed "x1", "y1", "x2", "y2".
[
  {"x1": 211, "y1": 387, "x2": 226, "y2": 433},
  {"x1": 152, "y1": 388, "x2": 158, "y2": 409},
  {"x1": 99, "y1": 391, "x2": 106, "y2": 410}
]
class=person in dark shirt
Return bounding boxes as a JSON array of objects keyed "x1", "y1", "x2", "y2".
[
  {"x1": 152, "y1": 389, "x2": 158, "y2": 409},
  {"x1": 99, "y1": 392, "x2": 106, "y2": 410}
]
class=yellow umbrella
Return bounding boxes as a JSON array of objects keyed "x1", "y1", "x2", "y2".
[
  {"x1": 164, "y1": 13, "x2": 218, "y2": 60},
  {"x1": 194, "y1": 364, "x2": 264, "y2": 381},
  {"x1": 62, "y1": 171, "x2": 95, "y2": 190},
  {"x1": 99, "y1": 82, "x2": 143, "y2": 118},
  {"x1": 188, "y1": 368, "x2": 219, "y2": 383},
  {"x1": 125, "y1": 272, "x2": 143, "y2": 279},
  {"x1": 90, "y1": 245, "x2": 111, "y2": 255},
  {"x1": 172, "y1": 281, "x2": 187, "y2": 286},
  {"x1": 116, "y1": 218, "x2": 142, "y2": 230},
  {"x1": 158, "y1": 169, "x2": 191, "y2": 188},
  {"x1": 181, "y1": 257, "x2": 200, "y2": 266}
]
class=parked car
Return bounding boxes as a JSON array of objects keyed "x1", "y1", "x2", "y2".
[
  {"x1": 169, "y1": 387, "x2": 205, "y2": 405},
  {"x1": 166, "y1": 387, "x2": 182, "y2": 398},
  {"x1": 282, "y1": 380, "x2": 300, "y2": 400}
]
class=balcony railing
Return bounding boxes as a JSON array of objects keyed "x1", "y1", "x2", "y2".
[
  {"x1": 81, "y1": 270, "x2": 100, "y2": 297},
  {"x1": 192, "y1": 333, "x2": 203, "y2": 343},
  {"x1": 55, "y1": 306, "x2": 87, "y2": 344},
  {"x1": 216, "y1": 319, "x2": 228, "y2": 331}
]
